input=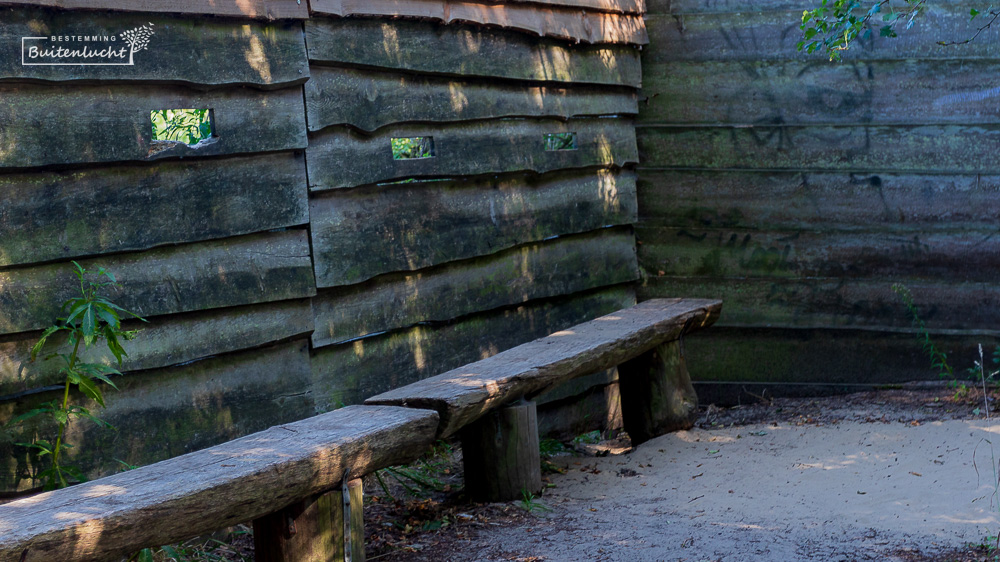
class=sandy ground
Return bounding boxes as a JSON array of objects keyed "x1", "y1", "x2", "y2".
[{"x1": 369, "y1": 388, "x2": 1000, "y2": 561}]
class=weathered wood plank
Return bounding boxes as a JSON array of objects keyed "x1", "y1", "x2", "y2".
[
  {"x1": 0, "y1": 404, "x2": 438, "y2": 559},
  {"x1": 636, "y1": 170, "x2": 1000, "y2": 232},
  {"x1": 307, "y1": 118, "x2": 637, "y2": 191},
  {"x1": 307, "y1": 66, "x2": 637, "y2": 132},
  {"x1": 306, "y1": 18, "x2": 642, "y2": 87},
  {"x1": 636, "y1": 125, "x2": 1000, "y2": 173},
  {"x1": 0, "y1": 152, "x2": 308, "y2": 267},
  {"x1": 639, "y1": 276, "x2": 1000, "y2": 333},
  {"x1": 312, "y1": 228, "x2": 639, "y2": 347},
  {"x1": 506, "y1": 0, "x2": 645, "y2": 13},
  {"x1": 0, "y1": 339, "x2": 317, "y2": 493},
  {"x1": 642, "y1": 8, "x2": 1000, "y2": 63},
  {"x1": 537, "y1": 379, "x2": 621, "y2": 439},
  {"x1": 636, "y1": 226, "x2": 1000, "y2": 281},
  {"x1": 460, "y1": 399, "x2": 542, "y2": 501},
  {"x1": 0, "y1": 84, "x2": 307, "y2": 170},
  {"x1": 639, "y1": 60, "x2": 1000, "y2": 126},
  {"x1": 366, "y1": 297, "x2": 721, "y2": 437},
  {"x1": 652, "y1": 0, "x2": 963, "y2": 15},
  {"x1": 0, "y1": 229, "x2": 316, "y2": 336},
  {"x1": 311, "y1": 285, "x2": 636, "y2": 411},
  {"x1": 0, "y1": 7, "x2": 308, "y2": 85},
  {"x1": 309, "y1": 1, "x2": 648, "y2": 44},
  {"x1": 683, "y1": 326, "x2": 990, "y2": 385},
  {"x1": 310, "y1": 169, "x2": 638, "y2": 286},
  {"x1": 0, "y1": 0, "x2": 309, "y2": 18},
  {"x1": 0, "y1": 299, "x2": 313, "y2": 397}
]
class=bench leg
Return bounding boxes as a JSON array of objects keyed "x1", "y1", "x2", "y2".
[
  {"x1": 252, "y1": 478, "x2": 364, "y2": 561},
  {"x1": 618, "y1": 338, "x2": 699, "y2": 445},
  {"x1": 460, "y1": 399, "x2": 542, "y2": 502}
]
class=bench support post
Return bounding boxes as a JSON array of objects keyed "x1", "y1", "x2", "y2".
[
  {"x1": 618, "y1": 338, "x2": 698, "y2": 445},
  {"x1": 252, "y1": 478, "x2": 365, "y2": 562},
  {"x1": 460, "y1": 399, "x2": 542, "y2": 502}
]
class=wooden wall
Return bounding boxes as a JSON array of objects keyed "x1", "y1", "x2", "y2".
[
  {"x1": 636, "y1": 0, "x2": 999, "y2": 392},
  {"x1": 0, "y1": 0, "x2": 645, "y2": 491}
]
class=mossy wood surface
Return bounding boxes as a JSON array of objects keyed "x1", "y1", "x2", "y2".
[
  {"x1": 307, "y1": 118, "x2": 637, "y2": 191},
  {"x1": 0, "y1": 299, "x2": 314, "y2": 396},
  {"x1": 0, "y1": 230, "x2": 315, "y2": 336},
  {"x1": 0, "y1": 0, "x2": 309, "y2": 18},
  {"x1": 310, "y1": 169, "x2": 637, "y2": 286},
  {"x1": 366, "y1": 298, "x2": 721, "y2": 438},
  {"x1": 636, "y1": 170, "x2": 1000, "y2": 233},
  {"x1": 640, "y1": 60, "x2": 1000, "y2": 126},
  {"x1": 306, "y1": 66, "x2": 637, "y2": 133},
  {"x1": 0, "y1": 7, "x2": 309, "y2": 85},
  {"x1": 639, "y1": 277, "x2": 1000, "y2": 333},
  {"x1": 0, "y1": 152, "x2": 308, "y2": 267},
  {"x1": 311, "y1": 286, "x2": 637, "y2": 412},
  {"x1": 0, "y1": 84, "x2": 307, "y2": 169},
  {"x1": 308, "y1": 0, "x2": 647, "y2": 45},
  {"x1": 503, "y1": 0, "x2": 645, "y2": 13},
  {"x1": 311, "y1": 229, "x2": 638, "y2": 347},
  {"x1": 1, "y1": 339, "x2": 316, "y2": 492},
  {"x1": 306, "y1": 18, "x2": 642, "y2": 87},
  {"x1": 0, "y1": 405, "x2": 438, "y2": 561}
]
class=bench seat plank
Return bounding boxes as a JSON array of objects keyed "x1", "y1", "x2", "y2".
[
  {"x1": 0, "y1": 406, "x2": 439, "y2": 562},
  {"x1": 366, "y1": 298, "x2": 722, "y2": 437}
]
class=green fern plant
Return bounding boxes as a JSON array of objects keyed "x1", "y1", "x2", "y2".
[{"x1": 9, "y1": 262, "x2": 143, "y2": 490}]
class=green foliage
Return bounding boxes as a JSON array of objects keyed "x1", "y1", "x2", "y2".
[
  {"x1": 151, "y1": 109, "x2": 213, "y2": 145},
  {"x1": 8, "y1": 262, "x2": 144, "y2": 490},
  {"x1": 518, "y1": 489, "x2": 551, "y2": 514},
  {"x1": 797, "y1": 0, "x2": 926, "y2": 60},
  {"x1": 374, "y1": 440, "x2": 454, "y2": 501},
  {"x1": 543, "y1": 132, "x2": 577, "y2": 151},
  {"x1": 891, "y1": 283, "x2": 956, "y2": 381},
  {"x1": 798, "y1": 1, "x2": 999, "y2": 59},
  {"x1": 391, "y1": 137, "x2": 434, "y2": 160}
]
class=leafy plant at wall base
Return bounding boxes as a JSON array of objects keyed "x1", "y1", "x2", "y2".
[
  {"x1": 891, "y1": 283, "x2": 955, "y2": 382},
  {"x1": 8, "y1": 262, "x2": 144, "y2": 490}
]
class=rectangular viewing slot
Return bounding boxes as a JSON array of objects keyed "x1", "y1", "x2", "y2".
[
  {"x1": 150, "y1": 109, "x2": 215, "y2": 145},
  {"x1": 391, "y1": 137, "x2": 435, "y2": 160},
  {"x1": 544, "y1": 132, "x2": 577, "y2": 151}
]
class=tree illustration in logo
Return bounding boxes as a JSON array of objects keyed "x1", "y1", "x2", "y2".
[{"x1": 119, "y1": 23, "x2": 155, "y2": 65}]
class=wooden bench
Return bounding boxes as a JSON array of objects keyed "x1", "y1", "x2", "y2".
[
  {"x1": 0, "y1": 297, "x2": 720, "y2": 561},
  {"x1": 366, "y1": 298, "x2": 721, "y2": 500}
]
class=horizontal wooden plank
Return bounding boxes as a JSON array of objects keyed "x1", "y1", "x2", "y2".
[
  {"x1": 636, "y1": 170, "x2": 1000, "y2": 232},
  {"x1": 366, "y1": 297, "x2": 721, "y2": 437},
  {"x1": 639, "y1": 276, "x2": 1000, "y2": 333},
  {"x1": 507, "y1": 0, "x2": 644, "y2": 13},
  {"x1": 0, "y1": 7, "x2": 308, "y2": 84},
  {"x1": 307, "y1": 118, "x2": 638, "y2": 190},
  {"x1": 311, "y1": 285, "x2": 636, "y2": 411},
  {"x1": 636, "y1": 124, "x2": 1000, "y2": 173},
  {"x1": 312, "y1": 228, "x2": 639, "y2": 347},
  {"x1": 0, "y1": 339, "x2": 317, "y2": 493},
  {"x1": 0, "y1": 84, "x2": 307, "y2": 170},
  {"x1": 537, "y1": 379, "x2": 621, "y2": 439},
  {"x1": 651, "y1": 0, "x2": 964, "y2": 15},
  {"x1": 307, "y1": 66, "x2": 637, "y2": 132},
  {"x1": 684, "y1": 326, "x2": 990, "y2": 385},
  {"x1": 0, "y1": 405, "x2": 438, "y2": 558},
  {"x1": 642, "y1": 8, "x2": 1000, "y2": 62},
  {"x1": 0, "y1": 152, "x2": 308, "y2": 267},
  {"x1": 306, "y1": 17, "x2": 642, "y2": 87},
  {"x1": 0, "y1": 0, "x2": 309, "y2": 18},
  {"x1": 639, "y1": 59, "x2": 1000, "y2": 126},
  {"x1": 308, "y1": 1, "x2": 647, "y2": 44},
  {"x1": 0, "y1": 299, "x2": 314, "y2": 397},
  {"x1": 310, "y1": 169, "x2": 638, "y2": 286},
  {"x1": 636, "y1": 226, "x2": 1000, "y2": 282},
  {"x1": 0, "y1": 230, "x2": 316, "y2": 336}
]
